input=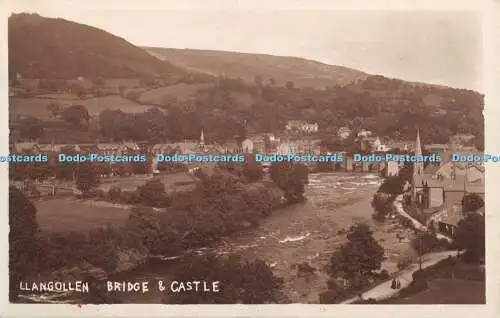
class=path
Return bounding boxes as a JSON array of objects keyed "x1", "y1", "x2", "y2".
[
  {"x1": 341, "y1": 194, "x2": 455, "y2": 303},
  {"x1": 393, "y1": 195, "x2": 452, "y2": 243},
  {"x1": 341, "y1": 250, "x2": 457, "y2": 303}
]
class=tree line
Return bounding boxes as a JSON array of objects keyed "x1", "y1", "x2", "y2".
[{"x1": 14, "y1": 74, "x2": 484, "y2": 149}]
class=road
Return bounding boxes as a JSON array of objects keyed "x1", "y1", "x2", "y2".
[{"x1": 341, "y1": 194, "x2": 455, "y2": 303}]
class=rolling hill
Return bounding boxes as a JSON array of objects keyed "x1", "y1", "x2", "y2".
[
  {"x1": 143, "y1": 47, "x2": 368, "y2": 89},
  {"x1": 8, "y1": 13, "x2": 191, "y2": 79}
]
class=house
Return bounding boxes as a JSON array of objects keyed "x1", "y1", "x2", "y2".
[
  {"x1": 388, "y1": 141, "x2": 413, "y2": 152},
  {"x1": 223, "y1": 141, "x2": 240, "y2": 153},
  {"x1": 410, "y1": 129, "x2": 484, "y2": 213},
  {"x1": 426, "y1": 200, "x2": 484, "y2": 237},
  {"x1": 295, "y1": 139, "x2": 322, "y2": 155},
  {"x1": 337, "y1": 127, "x2": 352, "y2": 139},
  {"x1": 384, "y1": 161, "x2": 401, "y2": 177},
  {"x1": 277, "y1": 141, "x2": 298, "y2": 155},
  {"x1": 151, "y1": 143, "x2": 180, "y2": 156},
  {"x1": 241, "y1": 138, "x2": 254, "y2": 154},
  {"x1": 450, "y1": 133, "x2": 476, "y2": 145},
  {"x1": 253, "y1": 137, "x2": 266, "y2": 153},
  {"x1": 76, "y1": 144, "x2": 100, "y2": 155},
  {"x1": 285, "y1": 120, "x2": 319, "y2": 134},
  {"x1": 425, "y1": 144, "x2": 450, "y2": 156},
  {"x1": 363, "y1": 136, "x2": 390, "y2": 152},
  {"x1": 95, "y1": 143, "x2": 120, "y2": 156},
  {"x1": 11, "y1": 141, "x2": 38, "y2": 153},
  {"x1": 357, "y1": 129, "x2": 373, "y2": 138}
]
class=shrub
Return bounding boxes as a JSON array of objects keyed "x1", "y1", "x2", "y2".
[
  {"x1": 107, "y1": 186, "x2": 122, "y2": 203},
  {"x1": 397, "y1": 258, "x2": 412, "y2": 270},
  {"x1": 411, "y1": 231, "x2": 450, "y2": 255}
]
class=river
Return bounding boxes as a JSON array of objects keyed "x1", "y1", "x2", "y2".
[
  {"x1": 22, "y1": 172, "x2": 419, "y2": 303},
  {"x1": 111, "y1": 172, "x2": 416, "y2": 303}
]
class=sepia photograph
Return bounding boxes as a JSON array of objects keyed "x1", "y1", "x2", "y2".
[{"x1": 5, "y1": 0, "x2": 492, "y2": 312}]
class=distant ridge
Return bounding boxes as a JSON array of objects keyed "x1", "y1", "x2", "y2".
[{"x1": 143, "y1": 47, "x2": 368, "y2": 88}]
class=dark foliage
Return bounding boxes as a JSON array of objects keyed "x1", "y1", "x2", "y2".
[
  {"x1": 136, "y1": 179, "x2": 171, "y2": 207},
  {"x1": 75, "y1": 163, "x2": 100, "y2": 195},
  {"x1": 9, "y1": 186, "x2": 40, "y2": 302},
  {"x1": 377, "y1": 176, "x2": 405, "y2": 195},
  {"x1": 411, "y1": 231, "x2": 451, "y2": 255},
  {"x1": 327, "y1": 224, "x2": 385, "y2": 290},
  {"x1": 269, "y1": 162, "x2": 308, "y2": 204},
  {"x1": 461, "y1": 193, "x2": 484, "y2": 213},
  {"x1": 454, "y1": 214, "x2": 485, "y2": 263},
  {"x1": 166, "y1": 255, "x2": 285, "y2": 304},
  {"x1": 18, "y1": 116, "x2": 44, "y2": 140},
  {"x1": 61, "y1": 105, "x2": 90, "y2": 128}
]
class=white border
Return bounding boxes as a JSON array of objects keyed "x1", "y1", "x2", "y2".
[{"x1": 1, "y1": 0, "x2": 499, "y2": 317}]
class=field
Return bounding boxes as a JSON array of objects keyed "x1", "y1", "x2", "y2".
[
  {"x1": 99, "y1": 172, "x2": 197, "y2": 192},
  {"x1": 35, "y1": 198, "x2": 132, "y2": 233},
  {"x1": 33, "y1": 172, "x2": 197, "y2": 233},
  {"x1": 392, "y1": 278, "x2": 485, "y2": 304},
  {"x1": 137, "y1": 83, "x2": 212, "y2": 104},
  {"x1": 9, "y1": 95, "x2": 158, "y2": 119}
]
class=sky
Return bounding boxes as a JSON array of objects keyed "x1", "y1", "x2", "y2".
[{"x1": 7, "y1": 0, "x2": 484, "y2": 91}]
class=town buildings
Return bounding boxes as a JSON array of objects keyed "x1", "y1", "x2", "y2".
[{"x1": 407, "y1": 129, "x2": 485, "y2": 237}]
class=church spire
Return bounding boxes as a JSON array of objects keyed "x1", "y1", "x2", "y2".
[
  {"x1": 414, "y1": 128, "x2": 424, "y2": 177},
  {"x1": 200, "y1": 128, "x2": 205, "y2": 145}
]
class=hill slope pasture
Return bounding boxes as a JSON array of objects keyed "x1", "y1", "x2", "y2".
[{"x1": 143, "y1": 47, "x2": 368, "y2": 89}]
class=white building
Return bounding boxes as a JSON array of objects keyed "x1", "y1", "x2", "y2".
[
  {"x1": 337, "y1": 127, "x2": 352, "y2": 139},
  {"x1": 276, "y1": 141, "x2": 298, "y2": 155},
  {"x1": 357, "y1": 129, "x2": 373, "y2": 138},
  {"x1": 285, "y1": 120, "x2": 319, "y2": 134},
  {"x1": 241, "y1": 138, "x2": 254, "y2": 154}
]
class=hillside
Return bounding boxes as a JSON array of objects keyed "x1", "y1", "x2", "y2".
[
  {"x1": 8, "y1": 13, "x2": 192, "y2": 79},
  {"x1": 143, "y1": 47, "x2": 368, "y2": 89}
]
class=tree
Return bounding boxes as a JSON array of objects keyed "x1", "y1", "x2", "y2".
[
  {"x1": 61, "y1": 104, "x2": 90, "y2": 128},
  {"x1": 462, "y1": 193, "x2": 484, "y2": 213},
  {"x1": 327, "y1": 223, "x2": 385, "y2": 289},
  {"x1": 70, "y1": 82, "x2": 86, "y2": 98},
  {"x1": 75, "y1": 163, "x2": 100, "y2": 195},
  {"x1": 371, "y1": 192, "x2": 393, "y2": 221},
  {"x1": 377, "y1": 176, "x2": 404, "y2": 194},
  {"x1": 285, "y1": 81, "x2": 295, "y2": 90},
  {"x1": 269, "y1": 162, "x2": 308, "y2": 203},
  {"x1": 137, "y1": 179, "x2": 170, "y2": 207},
  {"x1": 46, "y1": 102, "x2": 61, "y2": 118},
  {"x1": 92, "y1": 77, "x2": 106, "y2": 88},
  {"x1": 9, "y1": 186, "x2": 40, "y2": 302},
  {"x1": 454, "y1": 213, "x2": 485, "y2": 263},
  {"x1": 18, "y1": 116, "x2": 44, "y2": 140},
  {"x1": 166, "y1": 254, "x2": 285, "y2": 304}
]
